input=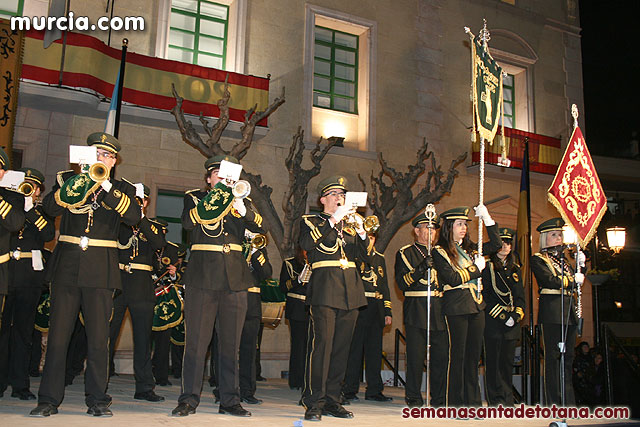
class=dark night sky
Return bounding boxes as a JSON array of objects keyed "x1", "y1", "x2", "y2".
[{"x1": 579, "y1": 0, "x2": 640, "y2": 157}]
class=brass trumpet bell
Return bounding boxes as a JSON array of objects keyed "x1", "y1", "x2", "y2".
[
  {"x1": 88, "y1": 162, "x2": 109, "y2": 182},
  {"x1": 232, "y1": 179, "x2": 251, "y2": 199},
  {"x1": 251, "y1": 233, "x2": 268, "y2": 250},
  {"x1": 17, "y1": 180, "x2": 35, "y2": 197},
  {"x1": 363, "y1": 215, "x2": 380, "y2": 233}
]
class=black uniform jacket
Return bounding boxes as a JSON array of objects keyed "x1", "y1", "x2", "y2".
[
  {"x1": 153, "y1": 241, "x2": 181, "y2": 283},
  {"x1": 246, "y1": 247, "x2": 272, "y2": 316},
  {"x1": 395, "y1": 242, "x2": 445, "y2": 331},
  {"x1": 299, "y1": 213, "x2": 368, "y2": 310},
  {"x1": 532, "y1": 250, "x2": 578, "y2": 325},
  {"x1": 0, "y1": 188, "x2": 26, "y2": 294},
  {"x1": 279, "y1": 256, "x2": 308, "y2": 322},
  {"x1": 181, "y1": 189, "x2": 263, "y2": 291},
  {"x1": 359, "y1": 248, "x2": 392, "y2": 327},
  {"x1": 9, "y1": 203, "x2": 55, "y2": 288},
  {"x1": 482, "y1": 259, "x2": 525, "y2": 339},
  {"x1": 43, "y1": 171, "x2": 140, "y2": 289},
  {"x1": 433, "y1": 224, "x2": 501, "y2": 316},
  {"x1": 118, "y1": 217, "x2": 167, "y2": 298}
]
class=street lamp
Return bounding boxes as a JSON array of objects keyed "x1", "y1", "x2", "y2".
[{"x1": 606, "y1": 227, "x2": 626, "y2": 253}]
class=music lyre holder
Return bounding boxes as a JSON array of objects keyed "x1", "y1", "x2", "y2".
[{"x1": 424, "y1": 204, "x2": 436, "y2": 407}]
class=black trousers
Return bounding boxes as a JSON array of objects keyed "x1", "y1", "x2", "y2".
[
  {"x1": 65, "y1": 319, "x2": 87, "y2": 383},
  {"x1": 0, "y1": 286, "x2": 41, "y2": 392},
  {"x1": 38, "y1": 286, "x2": 113, "y2": 407},
  {"x1": 287, "y1": 318, "x2": 309, "y2": 388},
  {"x1": 171, "y1": 341, "x2": 183, "y2": 378},
  {"x1": 405, "y1": 325, "x2": 449, "y2": 406},
  {"x1": 484, "y1": 333, "x2": 517, "y2": 406},
  {"x1": 302, "y1": 305, "x2": 358, "y2": 409},
  {"x1": 108, "y1": 279, "x2": 156, "y2": 393},
  {"x1": 541, "y1": 323, "x2": 576, "y2": 406},
  {"x1": 152, "y1": 329, "x2": 171, "y2": 383},
  {"x1": 445, "y1": 312, "x2": 485, "y2": 407},
  {"x1": 179, "y1": 288, "x2": 247, "y2": 408},
  {"x1": 239, "y1": 294, "x2": 261, "y2": 397},
  {"x1": 30, "y1": 329, "x2": 42, "y2": 374},
  {"x1": 343, "y1": 302, "x2": 384, "y2": 398}
]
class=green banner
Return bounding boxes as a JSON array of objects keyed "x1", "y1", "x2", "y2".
[
  {"x1": 195, "y1": 181, "x2": 234, "y2": 224},
  {"x1": 54, "y1": 173, "x2": 101, "y2": 209},
  {"x1": 472, "y1": 35, "x2": 503, "y2": 142}
]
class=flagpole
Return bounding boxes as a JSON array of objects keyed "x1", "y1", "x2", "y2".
[
  {"x1": 57, "y1": 0, "x2": 71, "y2": 87},
  {"x1": 525, "y1": 137, "x2": 533, "y2": 331},
  {"x1": 114, "y1": 38, "x2": 128, "y2": 139}
]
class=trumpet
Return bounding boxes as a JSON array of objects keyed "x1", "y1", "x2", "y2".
[
  {"x1": 344, "y1": 212, "x2": 380, "y2": 233},
  {"x1": 231, "y1": 179, "x2": 251, "y2": 199},
  {"x1": 251, "y1": 233, "x2": 268, "y2": 250},
  {"x1": 17, "y1": 180, "x2": 35, "y2": 197},
  {"x1": 88, "y1": 162, "x2": 109, "y2": 183}
]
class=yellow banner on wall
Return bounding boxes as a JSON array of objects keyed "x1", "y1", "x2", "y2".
[{"x1": 0, "y1": 20, "x2": 24, "y2": 166}]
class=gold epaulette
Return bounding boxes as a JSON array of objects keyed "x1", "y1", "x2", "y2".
[
  {"x1": 185, "y1": 188, "x2": 200, "y2": 194},
  {"x1": 166, "y1": 241, "x2": 179, "y2": 248}
]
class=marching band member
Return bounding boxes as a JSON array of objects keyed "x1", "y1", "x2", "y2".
[
  {"x1": 238, "y1": 230, "x2": 272, "y2": 405},
  {"x1": 279, "y1": 246, "x2": 310, "y2": 391},
  {"x1": 432, "y1": 205, "x2": 501, "y2": 407},
  {"x1": 0, "y1": 167, "x2": 48, "y2": 400},
  {"x1": 108, "y1": 185, "x2": 166, "y2": 402},
  {"x1": 482, "y1": 227, "x2": 524, "y2": 406},
  {"x1": 299, "y1": 176, "x2": 368, "y2": 421},
  {"x1": 343, "y1": 233, "x2": 392, "y2": 403},
  {"x1": 532, "y1": 218, "x2": 580, "y2": 406},
  {"x1": 395, "y1": 212, "x2": 448, "y2": 408},
  {"x1": 172, "y1": 155, "x2": 262, "y2": 417},
  {"x1": 31, "y1": 132, "x2": 140, "y2": 417}
]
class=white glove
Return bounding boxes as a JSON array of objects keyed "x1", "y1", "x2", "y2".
[
  {"x1": 134, "y1": 183, "x2": 145, "y2": 200},
  {"x1": 23, "y1": 196, "x2": 33, "y2": 212},
  {"x1": 474, "y1": 204, "x2": 495, "y2": 226},
  {"x1": 576, "y1": 251, "x2": 586, "y2": 268},
  {"x1": 101, "y1": 180, "x2": 113, "y2": 193},
  {"x1": 575, "y1": 272, "x2": 585, "y2": 285},
  {"x1": 353, "y1": 214, "x2": 366, "y2": 237},
  {"x1": 233, "y1": 198, "x2": 246, "y2": 217},
  {"x1": 332, "y1": 204, "x2": 351, "y2": 222},
  {"x1": 505, "y1": 316, "x2": 515, "y2": 327},
  {"x1": 474, "y1": 255, "x2": 486, "y2": 272}
]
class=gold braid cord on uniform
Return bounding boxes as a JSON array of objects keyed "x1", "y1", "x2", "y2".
[
  {"x1": 435, "y1": 245, "x2": 482, "y2": 304},
  {"x1": 54, "y1": 173, "x2": 102, "y2": 209}
]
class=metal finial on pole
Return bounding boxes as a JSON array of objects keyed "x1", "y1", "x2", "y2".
[
  {"x1": 571, "y1": 104, "x2": 579, "y2": 130},
  {"x1": 479, "y1": 18, "x2": 491, "y2": 49}
]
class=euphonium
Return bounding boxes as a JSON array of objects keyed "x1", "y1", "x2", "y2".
[
  {"x1": 232, "y1": 179, "x2": 251, "y2": 199},
  {"x1": 17, "y1": 180, "x2": 35, "y2": 197},
  {"x1": 251, "y1": 233, "x2": 268, "y2": 250},
  {"x1": 88, "y1": 162, "x2": 109, "y2": 183}
]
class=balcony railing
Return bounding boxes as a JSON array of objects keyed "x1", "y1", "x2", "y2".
[{"x1": 471, "y1": 127, "x2": 562, "y2": 175}]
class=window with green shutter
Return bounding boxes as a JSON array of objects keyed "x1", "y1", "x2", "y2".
[
  {"x1": 0, "y1": 0, "x2": 23, "y2": 19},
  {"x1": 502, "y1": 73, "x2": 515, "y2": 128},
  {"x1": 169, "y1": 0, "x2": 228, "y2": 70},
  {"x1": 313, "y1": 26, "x2": 358, "y2": 114},
  {"x1": 156, "y1": 190, "x2": 189, "y2": 246}
]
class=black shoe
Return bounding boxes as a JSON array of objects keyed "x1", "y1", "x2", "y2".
[
  {"x1": 155, "y1": 380, "x2": 172, "y2": 386},
  {"x1": 241, "y1": 395, "x2": 262, "y2": 404},
  {"x1": 342, "y1": 393, "x2": 359, "y2": 402},
  {"x1": 219, "y1": 403, "x2": 251, "y2": 416},
  {"x1": 172, "y1": 402, "x2": 196, "y2": 417},
  {"x1": 323, "y1": 404, "x2": 354, "y2": 418},
  {"x1": 87, "y1": 404, "x2": 113, "y2": 417},
  {"x1": 365, "y1": 393, "x2": 392, "y2": 402},
  {"x1": 12, "y1": 389, "x2": 36, "y2": 400},
  {"x1": 405, "y1": 398, "x2": 423, "y2": 408},
  {"x1": 256, "y1": 375, "x2": 267, "y2": 381},
  {"x1": 134, "y1": 390, "x2": 165, "y2": 402},
  {"x1": 304, "y1": 407, "x2": 322, "y2": 421},
  {"x1": 30, "y1": 403, "x2": 58, "y2": 417}
]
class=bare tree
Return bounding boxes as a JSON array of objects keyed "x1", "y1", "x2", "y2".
[{"x1": 360, "y1": 138, "x2": 467, "y2": 252}]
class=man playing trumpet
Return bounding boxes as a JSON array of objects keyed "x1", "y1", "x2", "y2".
[
  {"x1": 299, "y1": 176, "x2": 369, "y2": 421},
  {"x1": 31, "y1": 132, "x2": 140, "y2": 417}
]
